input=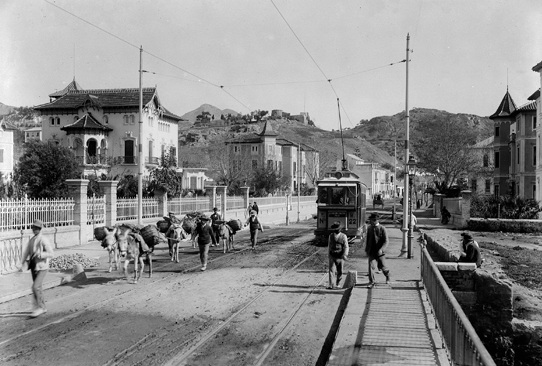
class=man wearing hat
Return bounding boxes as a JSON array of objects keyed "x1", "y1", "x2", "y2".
[
  {"x1": 194, "y1": 214, "x2": 217, "y2": 271},
  {"x1": 327, "y1": 221, "x2": 349, "y2": 289},
  {"x1": 210, "y1": 207, "x2": 222, "y2": 246},
  {"x1": 459, "y1": 232, "x2": 483, "y2": 267},
  {"x1": 365, "y1": 213, "x2": 390, "y2": 288},
  {"x1": 20, "y1": 220, "x2": 54, "y2": 317},
  {"x1": 245, "y1": 209, "x2": 263, "y2": 250}
]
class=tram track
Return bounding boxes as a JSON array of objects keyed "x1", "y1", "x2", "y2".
[{"x1": 1, "y1": 227, "x2": 319, "y2": 365}]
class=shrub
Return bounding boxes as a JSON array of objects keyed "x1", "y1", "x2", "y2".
[{"x1": 471, "y1": 194, "x2": 541, "y2": 219}]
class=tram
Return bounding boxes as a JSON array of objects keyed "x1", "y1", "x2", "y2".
[{"x1": 314, "y1": 160, "x2": 367, "y2": 243}]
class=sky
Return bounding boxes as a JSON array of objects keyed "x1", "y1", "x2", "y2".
[{"x1": 1, "y1": 0, "x2": 541, "y2": 131}]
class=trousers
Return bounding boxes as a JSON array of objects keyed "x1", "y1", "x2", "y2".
[
  {"x1": 31, "y1": 269, "x2": 48, "y2": 309},
  {"x1": 328, "y1": 256, "x2": 344, "y2": 287},
  {"x1": 368, "y1": 254, "x2": 389, "y2": 284}
]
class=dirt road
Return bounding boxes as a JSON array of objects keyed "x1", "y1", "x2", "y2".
[{"x1": 0, "y1": 223, "x2": 349, "y2": 366}]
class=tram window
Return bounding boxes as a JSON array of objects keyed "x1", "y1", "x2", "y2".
[
  {"x1": 318, "y1": 187, "x2": 328, "y2": 205},
  {"x1": 331, "y1": 187, "x2": 345, "y2": 205},
  {"x1": 345, "y1": 187, "x2": 356, "y2": 206}
]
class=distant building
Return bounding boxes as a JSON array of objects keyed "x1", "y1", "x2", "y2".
[
  {"x1": 470, "y1": 136, "x2": 494, "y2": 195},
  {"x1": 226, "y1": 121, "x2": 319, "y2": 193},
  {"x1": 490, "y1": 89, "x2": 517, "y2": 197},
  {"x1": 533, "y1": 59, "x2": 542, "y2": 202},
  {"x1": 179, "y1": 167, "x2": 211, "y2": 191},
  {"x1": 343, "y1": 154, "x2": 393, "y2": 198},
  {"x1": 24, "y1": 127, "x2": 42, "y2": 142},
  {"x1": 510, "y1": 100, "x2": 537, "y2": 199},
  {"x1": 34, "y1": 79, "x2": 183, "y2": 177},
  {"x1": 0, "y1": 121, "x2": 14, "y2": 180}
]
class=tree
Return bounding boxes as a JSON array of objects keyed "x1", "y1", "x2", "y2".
[
  {"x1": 13, "y1": 141, "x2": 81, "y2": 198},
  {"x1": 147, "y1": 151, "x2": 183, "y2": 197},
  {"x1": 252, "y1": 166, "x2": 290, "y2": 196},
  {"x1": 208, "y1": 143, "x2": 251, "y2": 194},
  {"x1": 412, "y1": 116, "x2": 478, "y2": 193}
]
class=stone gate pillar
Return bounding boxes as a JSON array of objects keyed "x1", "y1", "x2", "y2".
[
  {"x1": 241, "y1": 186, "x2": 250, "y2": 215},
  {"x1": 460, "y1": 190, "x2": 472, "y2": 228},
  {"x1": 154, "y1": 188, "x2": 168, "y2": 219},
  {"x1": 205, "y1": 186, "x2": 217, "y2": 213},
  {"x1": 66, "y1": 179, "x2": 89, "y2": 245},
  {"x1": 97, "y1": 180, "x2": 118, "y2": 227}
]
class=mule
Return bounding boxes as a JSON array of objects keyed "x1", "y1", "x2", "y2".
[
  {"x1": 101, "y1": 231, "x2": 119, "y2": 273},
  {"x1": 116, "y1": 226, "x2": 153, "y2": 283},
  {"x1": 217, "y1": 223, "x2": 235, "y2": 253},
  {"x1": 166, "y1": 224, "x2": 185, "y2": 263}
]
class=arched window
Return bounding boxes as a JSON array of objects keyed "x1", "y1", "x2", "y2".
[
  {"x1": 49, "y1": 117, "x2": 54, "y2": 125},
  {"x1": 103, "y1": 115, "x2": 109, "y2": 124},
  {"x1": 56, "y1": 117, "x2": 61, "y2": 125},
  {"x1": 130, "y1": 115, "x2": 135, "y2": 124},
  {"x1": 482, "y1": 154, "x2": 489, "y2": 167},
  {"x1": 123, "y1": 115, "x2": 129, "y2": 124}
]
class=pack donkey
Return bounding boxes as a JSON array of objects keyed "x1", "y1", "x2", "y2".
[{"x1": 116, "y1": 226, "x2": 153, "y2": 283}]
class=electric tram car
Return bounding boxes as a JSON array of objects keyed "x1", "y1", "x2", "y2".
[{"x1": 314, "y1": 165, "x2": 367, "y2": 244}]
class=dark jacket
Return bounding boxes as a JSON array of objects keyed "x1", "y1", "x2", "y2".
[
  {"x1": 246, "y1": 216, "x2": 261, "y2": 232},
  {"x1": 195, "y1": 222, "x2": 217, "y2": 246},
  {"x1": 365, "y1": 224, "x2": 388, "y2": 257}
]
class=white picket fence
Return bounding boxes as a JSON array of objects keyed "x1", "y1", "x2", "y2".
[
  {"x1": 0, "y1": 196, "x2": 75, "y2": 232},
  {"x1": 117, "y1": 197, "x2": 159, "y2": 221}
]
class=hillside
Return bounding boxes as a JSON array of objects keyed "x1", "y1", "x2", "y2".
[
  {"x1": 180, "y1": 104, "x2": 239, "y2": 128},
  {"x1": 176, "y1": 106, "x2": 494, "y2": 174},
  {"x1": 0, "y1": 102, "x2": 15, "y2": 116},
  {"x1": 345, "y1": 108, "x2": 493, "y2": 159}
]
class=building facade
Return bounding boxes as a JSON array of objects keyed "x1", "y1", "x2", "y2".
[
  {"x1": 490, "y1": 90, "x2": 517, "y2": 197},
  {"x1": 510, "y1": 101, "x2": 537, "y2": 199},
  {"x1": 24, "y1": 127, "x2": 42, "y2": 142},
  {"x1": 34, "y1": 80, "x2": 182, "y2": 178},
  {"x1": 0, "y1": 121, "x2": 14, "y2": 180},
  {"x1": 226, "y1": 121, "x2": 319, "y2": 193},
  {"x1": 469, "y1": 136, "x2": 494, "y2": 196},
  {"x1": 343, "y1": 154, "x2": 393, "y2": 198},
  {"x1": 533, "y1": 60, "x2": 542, "y2": 202}
]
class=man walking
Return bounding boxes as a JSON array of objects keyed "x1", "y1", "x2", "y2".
[
  {"x1": 365, "y1": 213, "x2": 390, "y2": 288},
  {"x1": 245, "y1": 210, "x2": 263, "y2": 250},
  {"x1": 327, "y1": 222, "x2": 349, "y2": 289},
  {"x1": 194, "y1": 215, "x2": 217, "y2": 271},
  {"x1": 20, "y1": 220, "x2": 54, "y2": 317},
  {"x1": 210, "y1": 207, "x2": 222, "y2": 246}
]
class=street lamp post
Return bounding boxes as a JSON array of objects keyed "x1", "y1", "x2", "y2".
[{"x1": 407, "y1": 156, "x2": 417, "y2": 259}]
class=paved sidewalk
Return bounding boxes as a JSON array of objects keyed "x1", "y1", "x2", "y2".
[
  {"x1": 0, "y1": 239, "x2": 107, "y2": 304},
  {"x1": 328, "y1": 209, "x2": 451, "y2": 365}
]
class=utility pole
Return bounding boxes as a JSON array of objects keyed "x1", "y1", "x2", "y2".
[
  {"x1": 399, "y1": 34, "x2": 410, "y2": 258},
  {"x1": 137, "y1": 46, "x2": 143, "y2": 225},
  {"x1": 297, "y1": 143, "x2": 301, "y2": 222}
]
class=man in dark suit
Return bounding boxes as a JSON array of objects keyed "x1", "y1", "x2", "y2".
[{"x1": 365, "y1": 213, "x2": 390, "y2": 288}]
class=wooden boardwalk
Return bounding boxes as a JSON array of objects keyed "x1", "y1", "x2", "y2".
[{"x1": 328, "y1": 280, "x2": 449, "y2": 366}]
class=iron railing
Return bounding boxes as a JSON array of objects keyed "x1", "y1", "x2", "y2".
[
  {"x1": 421, "y1": 246, "x2": 496, "y2": 366},
  {"x1": 117, "y1": 197, "x2": 159, "y2": 221},
  {"x1": 0, "y1": 196, "x2": 75, "y2": 231},
  {"x1": 87, "y1": 195, "x2": 106, "y2": 226}
]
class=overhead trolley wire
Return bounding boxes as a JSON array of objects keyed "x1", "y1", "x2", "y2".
[{"x1": 43, "y1": 0, "x2": 251, "y2": 111}]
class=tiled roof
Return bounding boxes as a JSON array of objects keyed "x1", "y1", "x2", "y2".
[
  {"x1": 36, "y1": 88, "x2": 157, "y2": 110},
  {"x1": 528, "y1": 89, "x2": 540, "y2": 101},
  {"x1": 516, "y1": 101, "x2": 537, "y2": 112},
  {"x1": 259, "y1": 121, "x2": 278, "y2": 137},
  {"x1": 533, "y1": 60, "x2": 542, "y2": 72},
  {"x1": 61, "y1": 113, "x2": 113, "y2": 132},
  {"x1": 490, "y1": 90, "x2": 517, "y2": 119},
  {"x1": 49, "y1": 79, "x2": 83, "y2": 98},
  {"x1": 35, "y1": 87, "x2": 183, "y2": 121}
]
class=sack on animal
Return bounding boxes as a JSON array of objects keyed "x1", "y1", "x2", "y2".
[
  {"x1": 140, "y1": 224, "x2": 162, "y2": 248},
  {"x1": 156, "y1": 220, "x2": 170, "y2": 233},
  {"x1": 227, "y1": 219, "x2": 242, "y2": 233},
  {"x1": 94, "y1": 226, "x2": 114, "y2": 241}
]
